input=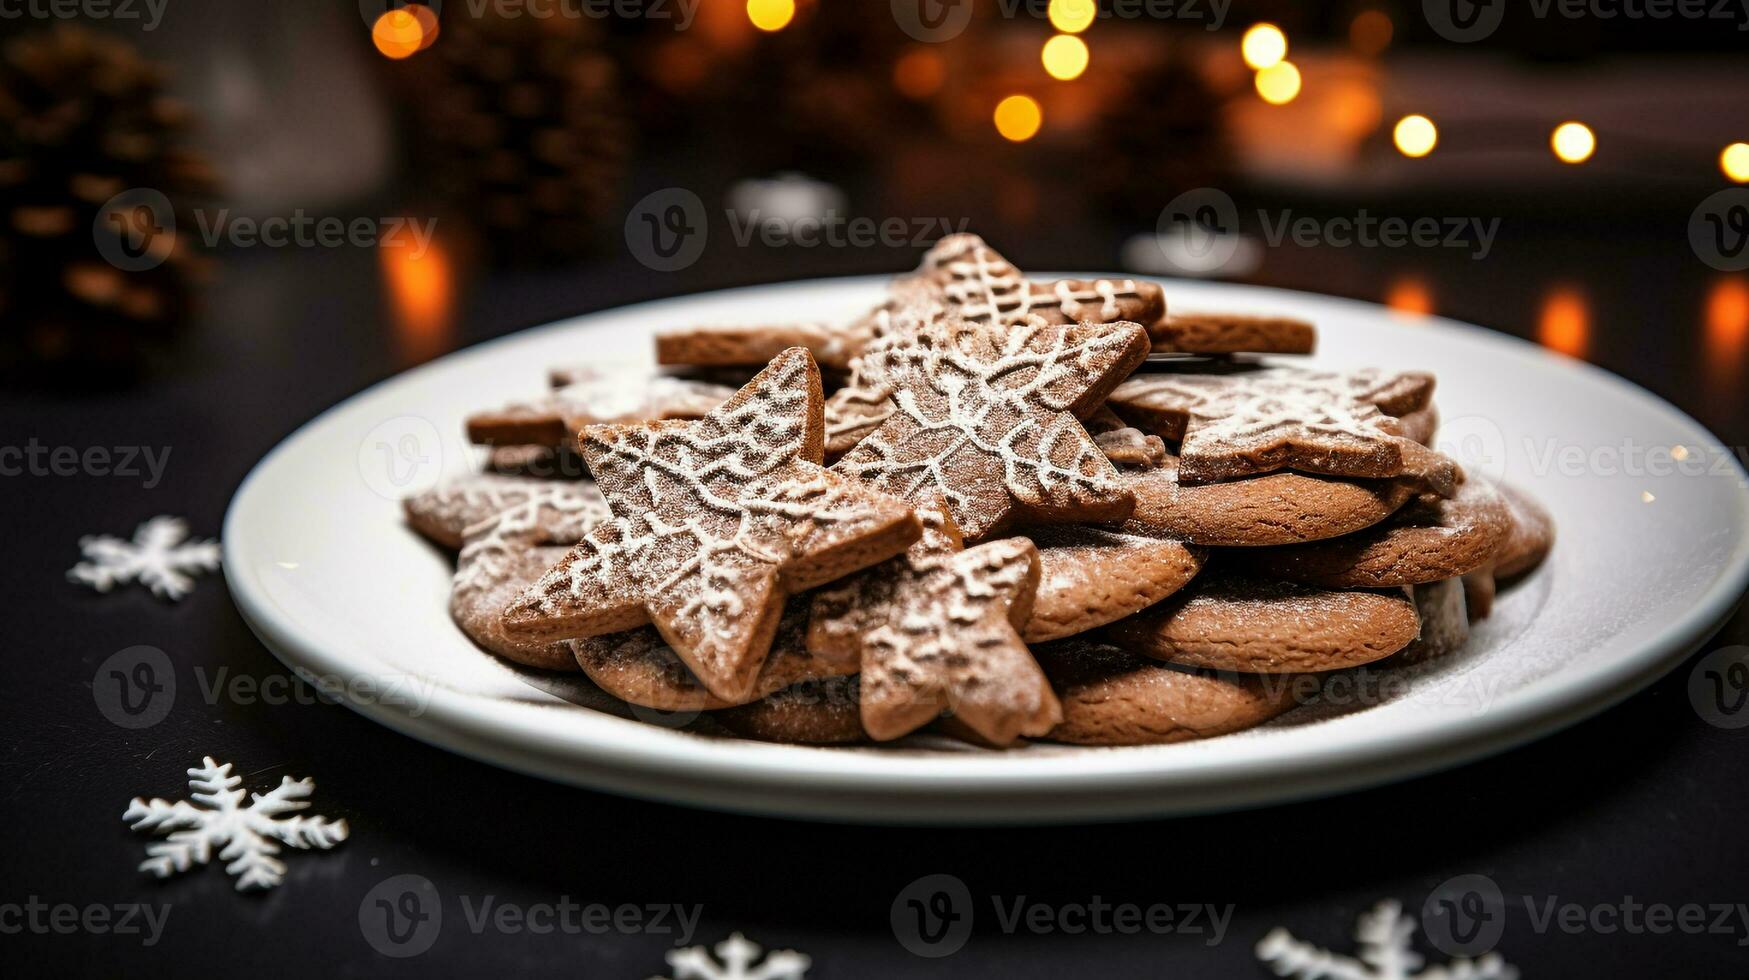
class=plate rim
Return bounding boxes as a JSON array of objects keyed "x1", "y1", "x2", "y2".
[{"x1": 222, "y1": 274, "x2": 1749, "y2": 823}]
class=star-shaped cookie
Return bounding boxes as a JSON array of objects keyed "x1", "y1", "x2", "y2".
[
  {"x1": 466, "y1": 371, "x2": 734, "y2": 449},
  {"x1": 501, "y1": 348, "x2": 922, "y2": 701},
  {"x1": 833, "y1": 315, "x2": 1151, "y2": 541},
  {"x1": 807, "y1": 498, "x2": 1059, "y2": 745},
  {"x1": 1107, "y1": 364, "x2": 1456, "y2": 491}
]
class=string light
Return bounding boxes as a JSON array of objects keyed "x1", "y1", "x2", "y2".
[
  {"x1": 1254, "y1": 61, "x2": 1300, "y2": 105},
  {"x1": 1241, "y1": 23, "x2": 1287, "y2": 70},
  {"x1": 1386, "y1": 278, "x2": 1434, "y2": 317},
  {"x1": 1721, "y1": 142, "x2": 1749, "y2": 183},
  {"x1": 994, "y1": 95, "x2": 1043, "y2": 142},
  {"x1": 1041, "y1": 34, "x2": 1089, "y2": 81},
  {"x1": 1048, "y1": 0, "x2": 1097, "y2": 33},
  {"x1": 745, "y1": 0, "x2": 794, "y2": 32},
  {"x1": 371, "y1": 9, "x2": 425, "y2": 60},
  {"x1": 1393, "y1": 115, "x2": 1437, "y2": 158},
  {"x1": 1538, "y1": 286, "x2": 1590, "y2": 359},
  {"x1": 1551, "y1": 122, "x2": 1595, "y2": 164}
]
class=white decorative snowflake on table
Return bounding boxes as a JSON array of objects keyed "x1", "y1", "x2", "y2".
[
  {"x1": 68, "y1": 516, "x2": 220, "y2": 601},
  {"x1": 123, "y1": 757, "x2": 349, "y2": 891},
  {"x1": 1257, "y1": 901, "x2": 1518, "y2": 980},
  {"x1": 653, "y1": 932, "x2": 810, "y2": 980}
]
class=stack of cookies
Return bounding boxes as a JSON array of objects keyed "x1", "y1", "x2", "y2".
[{"x1": 405, "y1": 235, "x2": 1553, "y2": 748}]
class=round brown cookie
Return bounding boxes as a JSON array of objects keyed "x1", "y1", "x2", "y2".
[
  {"x1": 1395, "y1": 578, "x2": 1470, "y2": 664},
  {"x1": 1020, "y1": 524, "x2": 1204, "y2": 643},
  {"x1": 453, "y1": 541, "x2": 577, "y2": 671},
  {"x1": 405, "y1": 473, "x2": 608, "y2": 549},
  {"x1": 571, "y1": 606, "x2": 854, "y2": 711},
  {"x1": 1034, "y1": 639, "x2": 1308, "y2": 745},
  {"x1": 713, "y1": 675, "x2": 868, "y2": 744},
  {"x1": 1100, "y1": 572, "x2": 1421, "y2": 673},
  {"x1": 1397, "y1": 403, "x2": 1439, "y2": 447},
  {"x1": 1492, "y1": 482, "x2": 1555, "y2": 581},
  {"x1": 1124, "y1": 455, "x2": 1415, "y2": 547},
  {"x1": 1242, "y1": 478, "x2": 1511, "y2": 588},
  {"x1": 1150, "y1": 311, "x2": 1316, "y2": 355}
]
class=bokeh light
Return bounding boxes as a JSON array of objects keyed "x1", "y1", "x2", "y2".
[
  {"x1": 746, "y1": 0, "x2": 795, "y2": 32},
  {"x1": 1539, "y1": 286, "x2": 1590, "y2": 358},
  {"x1": 1393, "y1": 114, "x2": 1438, "y2": 157},
  {"x1": 1254, "y1": 61, "x2": 1301, "y2": 105},
  {"x1": 1551, "y1": 122, "x2": 1596, "y2": 164},
  {"x1": 893, "y1": 48, "x2": 946, "y2": 100},
  {"x1": 1241, "y1": 23, "x2": 1287, "y2": 70},
  {"x1": 994, "y1": 95, "x2": 1043, "y2": 142},
  {"x1": 1041, "y1": 34, "x2": 1090, "y2": 81},
  {"x1": 371, "y1": 9, "x2": 425, "y2": 60},
  {"x1": 1721, "y1": 142, "x2": 1749, "y2": 183},
  {"x1": 1386, "y1": 277, "x2": 1434, "y2": 317},
  {"x1": 1349, "y1": 10, "x2": 1393, "y2": 56},
  {"x1": 1048, "y1": 0, "x2": 1097, "y2": 33}
]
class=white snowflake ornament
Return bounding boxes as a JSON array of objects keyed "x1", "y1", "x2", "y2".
[
  {"x1": 1256, "y1": 901, "x2": 1517, "y2": 980},
  {"x1": 654, "y1": 932, "x2": 810, "y2": 980},
  {"x1": 69, "y1": 516, "x2": 220, "y2": 601},
  {"x1": 123, "y1": 757, "x2": 349, "y2": 891}
]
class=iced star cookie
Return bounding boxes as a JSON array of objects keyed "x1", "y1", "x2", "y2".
[
  {"x1": 1122, "y1": 454, "x2": 1415, "y2": 547},
  {"x1": 451, "y1": 489, "x2": 610, "y2": 671},
  {"x1": 501, "y1": 348, "x2": 921, "y2": 702},
  {"x1": 405, "y1": 473, "x2": 609, "y2": 549},
  {"x1": 1107, "y1": 364, "x2": 1455, "y2": 492},
  {"x1": 1242, "y1": 479, "x2": 1511, "y2": 588},
  {"x1": 1034, "y1": 640, "x2": 1305, "y2": 746},
  {"x1": 713, "y1": 675, "x2": 868, "y2": 744},
  {"x1": 808, "y1": 500, "x2": 1059, "y2": 745},
  {"x1": 571, "y1": 603, "x2": 853, "y2": 711},
  {"x1": 834, "y1": 315, "x2": 1151, "y2": 541},
  {"x1": 1101, "y1": 571, "x2": 1421, "y2": 673},
  {"x1": 466, "y1": 372, "x2": 735, "y2": 449},
  {"x1": 1020, "y1": 524, "x2": 1204, "y2": 643},
  {"x1": 1151, "y1": 310, "x2": 1316, "y2": 355}
]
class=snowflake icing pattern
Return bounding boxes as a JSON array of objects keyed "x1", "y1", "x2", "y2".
[
  {"x1": 654, "y1": 932, "x2": 810, "y2": 980},
  {"x1": 69, "y1": 516, "x2": 220, "y2": 601},
  {"x1": 123, "y1": 757, "x2": 349, "y2": 891},
  {"x1": 1256, "y1": 901, "x2": 1518, "y2": 980}
]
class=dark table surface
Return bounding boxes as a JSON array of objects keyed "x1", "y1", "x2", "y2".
[{"x1": 4, "y1": 214, "x2": 1747, "y2": 978}]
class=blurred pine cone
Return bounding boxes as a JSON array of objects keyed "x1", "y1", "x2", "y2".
[{"x1": 0, "y1": 26, "x2": 214, "y2": 378}]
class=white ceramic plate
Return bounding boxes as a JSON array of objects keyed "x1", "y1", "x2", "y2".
[{"x1": 224, "y1": 277, "x2": 1749, "y2": 823}]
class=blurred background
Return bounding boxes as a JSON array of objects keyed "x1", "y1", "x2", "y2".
[{"x1": 1, "y1": 0, "x2": 1746, "y2": 440}]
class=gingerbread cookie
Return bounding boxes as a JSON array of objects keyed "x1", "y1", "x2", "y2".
[
  {"x1": 483, "y1": 444, "x2": 588, "y2": 480},
  {"x1": 571, "y1": 603, "x2": 852, "y2": 711},
  {"x1": 1491, "y1": 483, "x2": 1555, "y2": 581},
  {"x1": 808, "y1": 500, "x2": 1058, "y2": 745},
  {"x1": 1395, "y1": 578, "x2": 1470, "y2": 664},
  {"x1": 1107, "y1": 364, "x2": 1454, "y2": 492},
  {"x1": 713, "y1": 675, "x2": 868, "y2": 744},
  {"x1": 834, "y1": 315, "x2": 1150, "y2": 540},
  {"x1": 655, "y1": 322, "x2": 868, "y2": 374},
  {"x1": 1242, "y1": 479, "x2": 1510, "y2": 588},
  {"x1": 1101, "y1": 572, "x2": 1421, "y2": 673},
  {"x1": 405, "y1": 473, "x2": 609, "y2": 549},
  {"x1": 1151, "y1": 311, "x2": 1316, "y2": 355},
  {"x1": 1020, "y1": 524, "x2": 1203, "y2": 643},
  {"x1": 466, "y1": 373, "x2": 734, "y2": 449},
  {"x1": 1123, "y1": 455, "x2": 1414, "y2": 547},
  {"x1": 502, "y1": 349, "x2": 921, "y2": 702},
  {"x1": 1035, "y1": 640, "x2": 1305, "y2": 746},
  {"x1": 451, "y1": 491, "x2": 609, "y2": 671}
]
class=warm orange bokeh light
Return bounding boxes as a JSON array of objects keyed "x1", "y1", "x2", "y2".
[
  {"x1": 1386, "y1": 278, "x2": 1433, "y2": 317},
  {"x1": 1539, "y1": 286, "x2": 1590, "y2": 359},
  {"x1": 1706, "y1": 277, "x2": 1749, "y2": 361},
  {"x1": 746, "y1": 0, "x2": 795, "y2": 32},
  {"x1": 381, "y1": 225, "x2": 455, "y2": 365},
  {"x1": 994, "y1": 95, "x2": 1043, "y2": 142},
  {"x1": 1350, "y1": 10, "x2": 1393, "y2": 55},
  {"x1": 372, "y1": 9, "x2": 426, "y2": 60},
  {"x1": 893, "y1": 48, "x2": 946, "y2": 100},
  {"x1": 1041, "y1": 34, "x2": 1090, "y2": 81}
]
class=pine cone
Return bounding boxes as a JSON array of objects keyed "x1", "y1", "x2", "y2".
[
  {"x1": 394, "y1": 11, "x2": 630, "y2": 266},
  {"x1": 0, "y1": 26, "x2": 214, "y2": 378}
]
